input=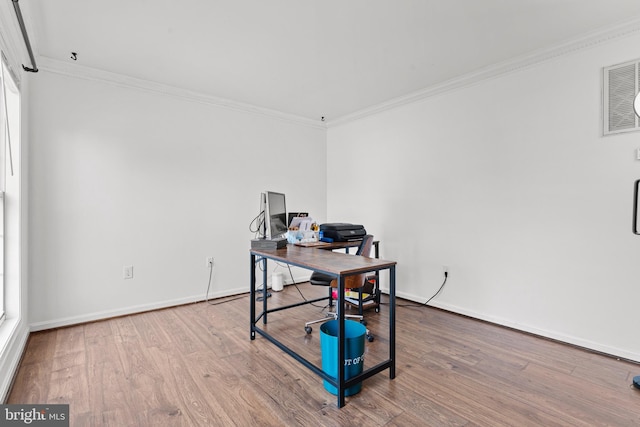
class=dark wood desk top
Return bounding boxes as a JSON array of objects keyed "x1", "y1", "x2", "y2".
[
  {"x1": 250, "y1": 244, "x2": 395, "y2": 276},
  {"x1": 294, "y1": 240, "x2": 379, "y2": 250}
]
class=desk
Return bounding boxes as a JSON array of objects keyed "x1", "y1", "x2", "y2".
[
  {"x1": 249, "y1": 244, "x2": 396, "y2": 408},
  {"x1": 295, "y1": 239, "x2": 380, "y2": 258}
]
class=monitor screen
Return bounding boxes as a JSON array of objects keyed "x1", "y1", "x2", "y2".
[{"x1": 265, "y1": 191, "x2": 287, "y2": 239}]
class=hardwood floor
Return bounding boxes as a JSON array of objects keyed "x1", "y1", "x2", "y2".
[{"x1": 7, "y1": 282, "x2": 640, "y2": 426}]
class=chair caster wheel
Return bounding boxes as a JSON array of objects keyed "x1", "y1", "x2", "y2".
[
  {"x1": 305, "y1": 326, "x2": 312, "y2": 334},
  {"x1": 366, "y1": 334, "x2": 374, "y2": 342}
]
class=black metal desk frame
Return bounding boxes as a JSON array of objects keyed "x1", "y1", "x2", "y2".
[{"x1": 249, "y1": 243, "x2": 396, "y2": 408}]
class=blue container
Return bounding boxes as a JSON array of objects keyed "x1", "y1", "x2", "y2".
[{"x1": 319, "y1": 319, "x2": 366, "y2": 396}]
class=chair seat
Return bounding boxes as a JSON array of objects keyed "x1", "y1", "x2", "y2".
[
  {"x1": 310, "y1": 271, "x2": 333, "y2": 286},
  {"x1": 310, "y1": 271, "x2": 365, "y2": 289}
]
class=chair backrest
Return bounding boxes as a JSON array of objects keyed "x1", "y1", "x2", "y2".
[
  {"x1": 332, "y1": 235, "x2": 374, "y2": 289},
  {"x1": 356, "y1": 235, "x2": 374, "y2": 258}
]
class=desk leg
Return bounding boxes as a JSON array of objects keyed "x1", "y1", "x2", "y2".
[
  {"x1": 262, "y1": 257, "x2": 268, "y2": 324},
  {"x1": 389, "y1": 265, "x2": 396, "y2": 379},
  {"x1": 374, "y1": 242, "x2": 381, "y2": 314},
  {"x1": 250, "y1": 254, "x2": 256, "y2": 340},
  {"x1": 337, "y1": 275, "x2": 345, "y2": 408}
]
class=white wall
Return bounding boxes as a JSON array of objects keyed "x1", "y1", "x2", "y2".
[
  {"x1": 28, "y1": 71, "x2": 327, "y2": 329},
  {"x1": 327, "y1": 32, "x2": 640, "y2": 361}
]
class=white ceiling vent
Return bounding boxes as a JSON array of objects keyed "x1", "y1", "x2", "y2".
[{"x1": 603, "y1": 59, "x2": 640, "y2": 135}]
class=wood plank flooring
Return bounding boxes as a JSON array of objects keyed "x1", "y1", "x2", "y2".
[{"x1": 7, "y1": 282, "x2": 640, "y2": 426}]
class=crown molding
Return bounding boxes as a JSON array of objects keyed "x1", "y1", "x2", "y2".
[
  {"x1": 329, "y1": 16, "x2": 640, "y2": 128},
  {"x1": 38, "y1": 56, "x2": 326, "y2": 130},
  {"x1": 32, "y1": 15, "x2": 640, "y2": 130}
]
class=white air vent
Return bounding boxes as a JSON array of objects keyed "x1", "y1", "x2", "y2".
[{"x1": 603, "y1": 59, "x2": 640, "y2": 135}]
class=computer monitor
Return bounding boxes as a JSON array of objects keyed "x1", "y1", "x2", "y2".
[{"x1": 264, "y1": 191, "x2": 287, "y2": 239}]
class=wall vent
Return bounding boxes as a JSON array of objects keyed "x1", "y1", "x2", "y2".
[{"x1": 603, "y1": 59, "x2": 640, "y2": 135}]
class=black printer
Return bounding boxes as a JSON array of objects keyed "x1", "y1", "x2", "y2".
[{"x1": 320, "y1": 223, "x2": 367, "y2": 242}]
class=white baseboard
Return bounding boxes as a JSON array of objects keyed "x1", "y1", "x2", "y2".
[
  {"x1": 23, "y1": 283, "x2": 640, "y2": 368},
  {"x1": 29, "y1": 290, "x2": 245, "y2": 332},
  {"x1": 0, "y1": 318, "x2": 29, "y2": 402},
  {"x1": 284, "y1": 273, "x2": 311, "y2": 286},
  {"x1": 28, "y1": 274, "x2": 314, "y2": 332},
  {"x1": 393, "y1": 289, "x2": 640, "y2": 363}
]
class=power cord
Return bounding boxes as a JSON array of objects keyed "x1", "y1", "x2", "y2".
[
  {"x1": 254, "y1": 256, "x2": 271, "y2": 301},
  {"x1": 249, "y1": 194, "x2": 266, "y2": 237},
  {"x1": 423, "y1": 271, "x2": 448, "y2": 306},
  {"x1": 204, "y1": 260, "x2": 246, "y2": 306},
  {"x1": 273, "y1": 262, "x2": 329, "y2": 309},
  {"x1": 249, "y1": 209, "x2": 265, "y2": 236},
  {"x1": 382, "y1": 271, "x2": 448, "y2": 308},
  {"x1": 253, "y1": 261, "x2": 329, "y2": 310},
  {"x1": 204, "y1": 260, "x2": 215, "y2": 302}
]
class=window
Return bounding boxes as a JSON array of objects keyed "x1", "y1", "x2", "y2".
[
  {"x1": 603, "y1": 59, "x2": 640, "y2": 135},
  {"x1": 0, "y1": 54, "x2": 19, "y2": 324},
  {"x1": 0, "y1": 192, "x2": 3, "y2": 323}
]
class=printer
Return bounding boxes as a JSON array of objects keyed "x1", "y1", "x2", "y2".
[{"x1": 320, "y1": 223, "x2": 367, "y2": 242}]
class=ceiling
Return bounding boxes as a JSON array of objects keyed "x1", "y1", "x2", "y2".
[{"x1": 21, "y1": 0, "x2": 640, "y2": 122}]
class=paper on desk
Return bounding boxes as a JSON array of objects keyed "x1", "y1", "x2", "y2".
[{"x1": 289, "y1": 217, "x2": 313, "y2": 231}]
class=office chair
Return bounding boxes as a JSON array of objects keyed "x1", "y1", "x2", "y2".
[{"x1": 304, "y1": 234, "x2": 376, "y2": 342}]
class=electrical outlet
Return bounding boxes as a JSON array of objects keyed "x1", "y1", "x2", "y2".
[
  {"x1": 206, "y1": 257, "x2": 214, "y2": 267},
  {"x1": 123, "y1": 265, "x2": 133, "y2": 279}
]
